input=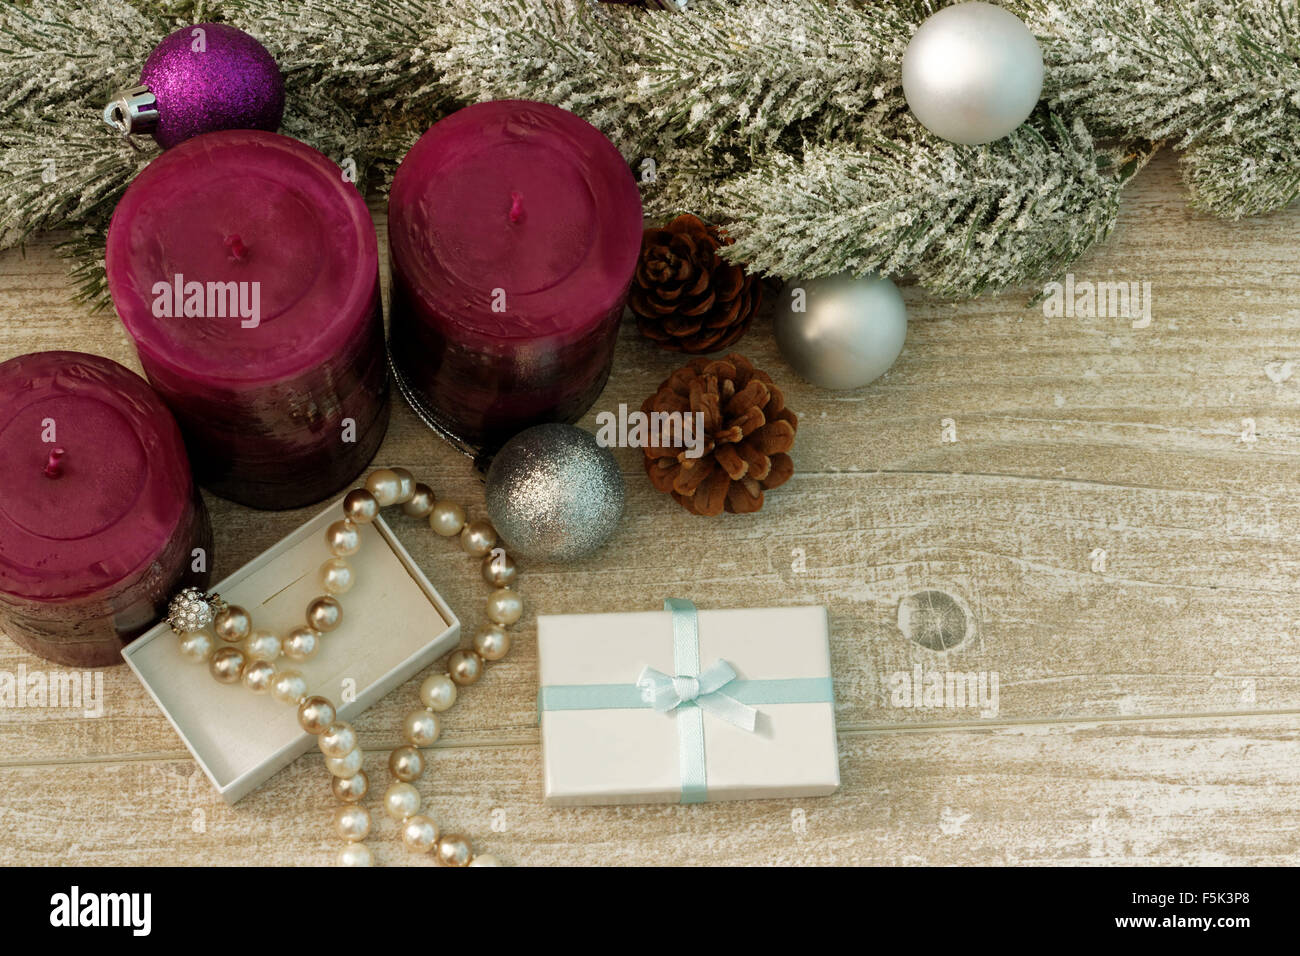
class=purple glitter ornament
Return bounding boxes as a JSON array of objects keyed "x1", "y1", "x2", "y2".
[{"x1": 138, "y1": 23, "x2": 284, "y2": 149}]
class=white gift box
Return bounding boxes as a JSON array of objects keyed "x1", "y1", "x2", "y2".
[
  {"x1": 537, "y1": 602, "x2": 839, "y2": 806},
  {"x1": 123, "y1": 502, "x2": 459, "y2": 803}
]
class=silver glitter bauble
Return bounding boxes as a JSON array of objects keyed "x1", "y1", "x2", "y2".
[
  {"x1": 485, "y1": 424, "x2": 625, "y2": 562},
  {"x1": 166, "y1": 587, "x2": 218, "y2": 634},
  {"x1": 774, "y1": 274, "x2": 907, "y2": 389},
  {"x1": 902, "y1": 2, "x2": 1043, "y2": 146}
]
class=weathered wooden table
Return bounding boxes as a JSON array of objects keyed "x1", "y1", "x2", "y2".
[{"x1": 1, "y1": 151, "x2": 1297, "y2": 865}]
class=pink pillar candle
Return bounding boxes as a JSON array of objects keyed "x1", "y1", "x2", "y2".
[
  {"x1": 387, "y1": 100, "x2": 642, "y2": 454},
  {"x1": 0, "y1": 352, "x2": 212, "y2": 667},
  {"x1": 106, "y1": 130, "x2": 389, "y2": 510}
]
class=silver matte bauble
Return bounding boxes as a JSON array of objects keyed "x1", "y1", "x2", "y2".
[
  {"x1": 774, "y1": 274, "x2": 907, "y2": 390},
  {"x1": 902, "y1": 2, "x2": 1043, "y2": 145},
  {"x1": 485, "y1": 424, "x2": 624, "y2": 562}
]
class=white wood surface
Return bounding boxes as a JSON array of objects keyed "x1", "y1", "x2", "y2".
[{"x1": 2, "y1": 150, "x2": 1299, "y2": 865}]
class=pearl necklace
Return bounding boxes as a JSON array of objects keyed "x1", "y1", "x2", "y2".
[{"x1": 167, "y1": 466, "x2": 521, "y2": 866}]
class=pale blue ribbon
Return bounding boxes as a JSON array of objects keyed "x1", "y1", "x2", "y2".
[
  {"x1": 636, "y1": 659, "x2": 757, "y2": 731},
  {"x1": 538, "y1": 598, "x2": 834, "y2": 804}
]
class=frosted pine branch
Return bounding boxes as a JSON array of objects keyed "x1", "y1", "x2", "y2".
[
  {"x1": 0, "y1": 2, "x2": 157, "y2": 114},
  {"x1": 1023, "y1": 0, "x2": 1300, "y2": 216},
  {"x1": 219, "y1": 0, "x2": 454, "y2": 110},
  {"x1": 1028, "y1": 0, "x2": 1300, "y2": 146},
  {"x1": 4, "y1": 0, "x2": 1300, "y2": 304},
  {"x1": 0, "y1": 120, "x2": 146, "y2": 250},
  {"x1": 717, "y1": 114, "x2": 1134, "y2": 298},
  {"x1": 626, "y1": 0, "x2": 913, "y2": 153},
  {"x1": 429, "y1": 1, "x2": 643, "y2": 153},
  {"x1": 1181, "y1": 133, "x2": 1300, "y2": 219}
]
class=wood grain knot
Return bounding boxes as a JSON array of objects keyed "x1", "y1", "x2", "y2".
[{"x1": 897, "y1": 590, "x2": 974, "y2": 651}]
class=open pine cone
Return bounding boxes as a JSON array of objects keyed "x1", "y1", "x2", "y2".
[
  {"x1": 642, "y1": 353, "x2": 797, "y2": 516},
  {"x1": 629, "y1": 214, "x2": 762, "y2": 354}
]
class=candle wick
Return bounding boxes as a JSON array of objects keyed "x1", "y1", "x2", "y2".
[
  {"x1": 43, "y1": 447, "x2": 66, "y2": 479},
  {"x1": 225, "y1": 234, "x2": 249, "y2": 261},
  {"x1": 508, "y1": 192, "x2": 524, "y2": 225}
]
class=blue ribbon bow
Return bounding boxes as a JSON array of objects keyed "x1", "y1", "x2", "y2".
[
  {"x1": 636, "y1": 659, "x2": 758, "y2": 732},
  {"x1": 538, "y1": 598, "x2": 834, "y2": 804}
]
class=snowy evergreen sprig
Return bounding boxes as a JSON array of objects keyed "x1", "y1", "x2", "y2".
[
  {"x1": 3, "y1": 0, "x2": 1300, "y2": 308},
  {"x1": 718, "y1": 113, "x2": 1141, "y2": 297},
  {"x1": 625, "y1": 0, "x2": 914, "y2": 154},
  {"x1": 428, "y1": 0, "x2": 641, "y2": 151},
  {"x1": 1021, "y1": 0, "x2": 1300, "y2": 217},
  {"x1": 0, "y1": 2, "x2": 158, "y2": 114}
]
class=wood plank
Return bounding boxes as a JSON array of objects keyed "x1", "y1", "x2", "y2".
[
  {"x1": 1, "y1": 713, "x2": 1296, "y2": 866},
  {"x1": 6, "y1": 457, "x2": 1300, "y2": 762},
  {"x1": 4, "y1": 149, "x2": 1300, "y2": 863}
]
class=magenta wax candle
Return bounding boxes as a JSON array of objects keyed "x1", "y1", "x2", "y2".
[
  {"x1": 388, "y1": 100, "x2": 642, "y2": 454},
  {"x1": 0, "y1": 352, "x2": 212, "y2": 667},
  {"x1": 105, "y1": 130, "x2": 389, "y2": 510}
]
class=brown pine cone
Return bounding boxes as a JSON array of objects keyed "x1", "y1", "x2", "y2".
[
  {"x1": 629, "y1": 214, "x2": 762, "y2": 354},
  {"x1": 642, "y1": 353, "x2": 796, "y2": 516}
]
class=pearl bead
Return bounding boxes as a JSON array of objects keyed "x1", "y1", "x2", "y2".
[
  {"x1": 326, "y1": 748, "x2": 364, "y2": 778},
  {"x1": 343, "y1": 488, "x2": 380, "y2": 524},
  {"x1": 485, "y1": 588, "x2": 523, "y2": 626},
  {"x1": 319, "y1": 720, "x2": 357, "y2": 758},
  {"x1": 364, "y1": 468, "x2": 402, "y2": 507},
  {"x1": 338, "y1": 843, "x2": 373, "y2": 867},
  {"x1": 468, "y1": 854, "x2": 501, "y2": 867},
  {"x1": 436, "y1": 834, "x2": 472, "y2": 867},
  {"x1": 481, "y1": 551, "x2": 517, "y2": 588},
  {"x1": 428, "y1": 500, "x2": 466, "y2": 536},
  {"x1": 306, "y1": 595, "x2": 342, "y2": 632},
  {"x1": 460, "y1": 519, "x2": 497, "y2": 557},
  {"x1": 389, "y1": 745, "x2": 425, "y2": 782},
  {"x1": 298, "y1": 696, "x2": 336, "y2": 734},
  {"x1": 177, "y1": 630, "x2": 213, "y2": 663},
  {"x1": 319, "y1": 556, "x2": 354, "y2": 595},
  {"x1": 403, "y1": 710, "x2": 440, "y2": 747},
  {"x1": 419, "y1": 673, "x2": 457, "y2": 712},
  {"x1": 326, "y1": 519, "x2": 361, "y2": 557},
  {"x1": 242, "y1": 659, "x2": 276, "y2": 693},
  {"x1": 271, "y1": 669, "x2": 308, "y2": 705},
  {"x1": 473, "y1": 625, "x2": 511, "y2": 662},
  {"x1": 212, "y1": 605, "x2": 251, "y2": 643},
  {"x1": 282, "y1": 625, "x2": 321, "y2": 662},
  {"x1": 209, "y1": 647, "x2": 246, "y2": 684},
  {"x1": 402, "y1": 815, "x2": 438, "y2": 853},
  {"x1": 390, "y1": 467, "x2": 416, "y2": 504},
  {"x1": 332, "y1": 771, "x2": 369, "y2": 804},
  {"x1": 244, "y1": 628, "x2": 282, "y2": 661},
  {"x1": 448, "y1": 649, "x2": 483, "y2": 686},
  {"x1": 384, "y1": 781, "x2": 421, "y2": 820},
  {"x1": 334, "y1": 805, "x2": 371, "y2": 842},
  {"x1": 402, "y1": 483, "x2": 436, "y2": 518}
]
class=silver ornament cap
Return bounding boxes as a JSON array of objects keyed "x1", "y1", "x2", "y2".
[
  {"x1": 902, "y1": 1, "x2": 1043, "y2": 145},
  {"x1": 103, "y1": 84, "x2": 160, "y2": 139},
  {"x1": 774, "y1": 274, "x2": 908, "y2": 390},
  {"x1": 485, "y1": 424, "x2": 625, "y2": 563}
]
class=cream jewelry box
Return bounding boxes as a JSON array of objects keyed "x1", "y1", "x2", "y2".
[{"x1": 123, "y1": 501, "x2": 459, "y2": 803}]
